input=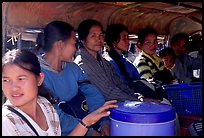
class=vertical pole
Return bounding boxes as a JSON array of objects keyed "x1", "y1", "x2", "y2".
[
  {"x1": 2, "y1": 2, "x2": 9, "y2": 55},
  {"x1": 2, "y1": 2, "x2": 9, "y2": 104},
  {"x1": 17, "y1": 33, "x2": 22, "y2": 50}
]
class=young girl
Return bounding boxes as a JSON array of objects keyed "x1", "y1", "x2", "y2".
[{"x1": 2, "y1": 49, "x2": 118, "y2": 136}]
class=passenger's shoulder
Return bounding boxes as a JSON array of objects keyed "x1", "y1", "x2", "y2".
[
  {"x1": 38, "y1": 96, "x2": 51, "y2": 104},
  {"x1": 2, "y1": 106, "x2": 13, "y2": 118},
  {"x1": 63, "y1": 62, "x2": 83, "y2": 74},
  {"x1": 135, "y1": 55, "x2": 146, "y2": 62},
  {"x1": 38, "y1": 96, "x2": 56, "y2": 111}
]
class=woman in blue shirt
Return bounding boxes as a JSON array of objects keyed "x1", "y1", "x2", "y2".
[{"x1": 104, "y1": 24, "x2": 140, "y2": 84}]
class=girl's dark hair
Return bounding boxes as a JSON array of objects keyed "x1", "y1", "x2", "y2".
[
  {"x1": 105, "y1": 24, "x2": 128, "y2": 48},
  {"x1": 137, "y1": 28, "x2": 158, "y2": 45},
  {"x1": 105, "y1": 24, "x2": 131, "y2": 83},
  {"x1": 159, "y1": 47, "x2": 176, "y2": 59},
  {"x1": 36, "y1": 21, "x2": 74, "y2": 52},
  {"x1": 77, "y1": 19, "x2": 103, "y2": 48},
  {"x1": 2, "y1": 49, "x2": 56, "y2": 104}
]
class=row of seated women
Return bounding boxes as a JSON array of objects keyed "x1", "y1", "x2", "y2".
[
  {"x1": 35, "y1": 19, "x2": 162, "y2": 136},
  {"x1": 3, "y1": 19, "x2": 200, "y2": 136}
]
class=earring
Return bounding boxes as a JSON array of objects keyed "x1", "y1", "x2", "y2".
[{"x1": 37, "y1": 82, "x2": 41, "y2": 86}]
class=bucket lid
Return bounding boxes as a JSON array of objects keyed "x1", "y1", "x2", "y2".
[{"x1": 110, "y1": 101, "x2": 176, "y2": 123}]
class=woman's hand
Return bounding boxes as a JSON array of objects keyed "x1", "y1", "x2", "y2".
[
  {"x1": 69, "y1": 100, "x2": 118, "y2": 136},
  {"x1": 82, "y1": 100, "x2": 118, "y2": 127}
]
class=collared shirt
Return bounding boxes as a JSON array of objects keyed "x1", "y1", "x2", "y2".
[{"x1": 2, "y1": 96, "x2": 61, "y2": 136}]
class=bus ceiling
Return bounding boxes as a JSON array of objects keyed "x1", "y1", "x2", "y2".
[{"x1": 2, "y1": 2, "x2": 202, "y2": 53}]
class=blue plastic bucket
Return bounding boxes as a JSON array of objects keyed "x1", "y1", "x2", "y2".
[{"x1": 110, "y1": 101, "x2": 176, "y2": 136}]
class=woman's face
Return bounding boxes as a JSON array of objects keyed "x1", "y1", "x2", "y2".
[
  {"x1": 61, "y1": 31, "x2": 77, "y2": 61},
  {"x1": 140, "y1": 33, "x2": 158, "y2": 56},
  {"x1": 83, "y1": 25, "x2": 104, "y2": 54},
  {"x1": 2, "y1": 64, "x2": 42, "y2": 107},
  {"x1": 172, "y1": 38, "x2": 187, "y2": 56},
  {"x1": 114, "y1": 30, "x2": 129, "y2": 54}
]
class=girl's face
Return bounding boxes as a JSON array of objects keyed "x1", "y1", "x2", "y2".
[
  {"x1": 83, "y1": 25, "x2": 104, "y2": 55},
  {"x1": 2, "y1": 64, "x2": 42, "y2": 107},
  {"x1": 114, "y1": 30, "x2": 129, "y2": 54},
  {"x1": 140, "y1": 34, "x2": 158, "y2": 56},
  {"x1": 61, "y1": 31, "x2": 77, "y2": 61}
]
